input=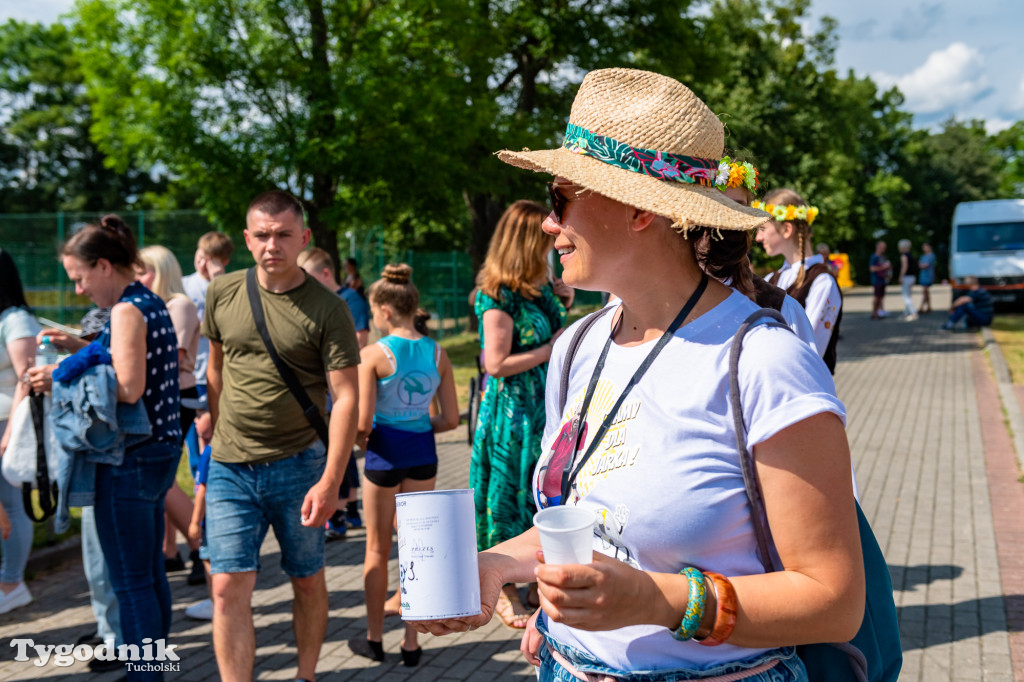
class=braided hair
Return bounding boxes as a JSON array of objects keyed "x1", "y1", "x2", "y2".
[{"x1": 763, "y1": 188, "x2": 812, "y2": 288}]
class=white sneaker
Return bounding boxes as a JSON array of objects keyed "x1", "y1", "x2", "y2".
[
  {"x1": 0, "y1": 583, "x2": 32, "y2": 614},
  {"x1": 185, "y1": 598, "x2": 213, "y2": 620}
]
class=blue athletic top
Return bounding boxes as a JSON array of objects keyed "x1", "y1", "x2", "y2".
[
  {"x1": 97, "y1": 281, "x2": 182, "y2": 446},
  {"x1": 373, "y1": 335, "x2": 440, "y2": 433}
]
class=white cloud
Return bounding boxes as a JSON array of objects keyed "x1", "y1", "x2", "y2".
[
  {"x1": 983, "y1": 117, "x2": 1015, "y2": 135},
  {"x1": 1008, "y1": 75, "x2": 1024, "y2": 114},
  {"x1": 874, "y1": 42, "x2": 988, "y2": 115}
]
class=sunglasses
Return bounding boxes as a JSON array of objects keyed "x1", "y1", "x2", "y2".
[{"x1": 547, "y1": 182, "x2": 571, "y2": 223}]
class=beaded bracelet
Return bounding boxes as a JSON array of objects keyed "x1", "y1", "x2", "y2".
[
  {"x1": 696, "y1": 571, "x2": 738, "y2": 646},
  {"x1": 671, "y1": 567, "x2": 707, "y2": 641}
]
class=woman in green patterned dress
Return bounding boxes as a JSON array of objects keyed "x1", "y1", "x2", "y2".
[{"x1": 471, "y1": 199, "x2": 571, "y2": 628}]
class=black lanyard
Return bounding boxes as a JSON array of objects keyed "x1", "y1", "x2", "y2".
[{"x1": 560, "y1": 274, "x2": 709, "y2": 503}]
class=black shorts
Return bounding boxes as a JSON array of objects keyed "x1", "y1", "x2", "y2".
[
  {"x1": 364, "y1": 462, "x2": 438, "y2": 488},
  {"x1": 179, "y1": 386, "x2": 199, "y2": 436},
  {"x1": 873, "y1": 283, "x2": 887, "y2": 298}
]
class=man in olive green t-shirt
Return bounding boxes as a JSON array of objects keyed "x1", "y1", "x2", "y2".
[{"x1": 202, "y1": 190, "x2": 359, "y2": 682}]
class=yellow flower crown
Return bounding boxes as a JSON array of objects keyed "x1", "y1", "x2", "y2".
[{"x1": 750, "y1": 200, "x2": 820, "y2": 225}]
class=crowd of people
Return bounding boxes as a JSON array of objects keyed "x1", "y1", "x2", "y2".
[{"x1": 0, "y1": 67, "x2": 965, "y2": 682}]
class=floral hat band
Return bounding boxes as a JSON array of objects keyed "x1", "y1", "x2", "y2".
[
  {"x1": 750, "y1": 200, "x2": 820, "y2": 225},
  {"x1": 562, "y1": 122, "x2": 719, "y2": 186}
]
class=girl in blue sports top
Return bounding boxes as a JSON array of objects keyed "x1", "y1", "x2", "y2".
[{"x1": 348, "y1": 263, "x2": 459, "y2": 667}]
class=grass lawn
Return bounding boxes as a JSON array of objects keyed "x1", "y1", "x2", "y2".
[{"x1": 991, "y1": 314, "x2": 1024, "y2": 383}]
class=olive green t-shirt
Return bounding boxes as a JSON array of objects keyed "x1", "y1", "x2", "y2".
[{"x1": 202, "y1": 269, "x2": 360, "y2": 464}]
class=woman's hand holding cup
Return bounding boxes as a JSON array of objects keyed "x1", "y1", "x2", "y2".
[{"x1": 534, "y1": 551, "x2": 659, "y2": 633}]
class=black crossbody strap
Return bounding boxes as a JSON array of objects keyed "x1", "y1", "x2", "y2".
[
  {"x1": 560, "y1": 275, "x2": 709, "y2": 503},
  {"x1": 246, "y1": 267, "x2": 330, "y2": 446},
  {"x1": 558, "y1": 306, "x2": 613, "y2": 415},
  {"x1": 24, "y1": 390, "x2": 57, "y2": 522},
  {"x1": 729, "y1": 308, "x2": 792, "y2": 572}
]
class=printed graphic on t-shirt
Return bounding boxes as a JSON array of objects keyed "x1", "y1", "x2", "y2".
[
  {"x1": 398, "y1": 370, "x2": 434, "y2": 406},
  {"x1": 537, "y1": 377, "x2": 644, "y2": 566}
]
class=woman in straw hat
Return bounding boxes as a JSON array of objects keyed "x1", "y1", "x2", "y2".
[{"x1": 414, "y1": 69, "x2": 862, "y2": 681}]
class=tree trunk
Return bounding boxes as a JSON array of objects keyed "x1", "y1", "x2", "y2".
[
  {"x1": 304, "y1": 0, "x2": 340, "y2": 274},
  {"x1": 465, "y1": 191, "x2": 506, "y2": 331}
]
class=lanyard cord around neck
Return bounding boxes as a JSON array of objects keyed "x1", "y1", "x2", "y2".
[{"x1": 559, "y1": 274, "x2": 709, "y2": 503}]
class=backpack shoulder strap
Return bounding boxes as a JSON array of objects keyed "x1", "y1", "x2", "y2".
[
  {"x1": 557, "y1": 306, "x2": 613, "y2": 415},
  {"x1": 246, "y1": 267, "x2": 330, "y2": 446},
  {"x1": 729, "y1": 308, "x2": 792, "y2": 572}
]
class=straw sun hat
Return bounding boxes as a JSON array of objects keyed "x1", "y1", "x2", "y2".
[{"x1": 497, "y1": 68, "x2": 768, "y2": 232}]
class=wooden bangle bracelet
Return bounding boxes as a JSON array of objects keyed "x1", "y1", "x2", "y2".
[{"x1": 696, "y1": 571, "x2": 738, "y2": 646}]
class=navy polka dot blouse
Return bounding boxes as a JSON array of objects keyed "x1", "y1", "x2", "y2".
[{"x1": 97, "y1": 281, "x2": 182, "y2": 446}]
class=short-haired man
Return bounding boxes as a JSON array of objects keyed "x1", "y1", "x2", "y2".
[
  {"x1": 297, "y1": 247, "x2": 370, "y2": 348},
  {"x1": 203, "y1": 191, "x2": 360, "y2": 682},
  {"x1": 182, "y1": 231, "x2": 234, "y2": 410}
]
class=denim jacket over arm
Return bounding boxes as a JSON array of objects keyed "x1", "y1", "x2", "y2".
[{"x1": 49, "y1": 344, "x2": 151, "y2": 533}]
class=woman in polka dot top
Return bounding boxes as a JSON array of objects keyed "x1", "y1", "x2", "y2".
[{"x1": 44, "y1": 214, "x2": 182, "y2": 680}]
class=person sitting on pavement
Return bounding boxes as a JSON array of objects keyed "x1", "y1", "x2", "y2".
[
  {"x1": 202, "y1": 190, "x2": 360, "y2": 682},
  {"x1": 941, "y1": 276, "x2": 994, "y2": 331}
]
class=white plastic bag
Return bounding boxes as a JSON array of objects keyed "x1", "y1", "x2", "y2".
[{"x1": 2, "y1": 394, "x2": 60, "y2": 487}]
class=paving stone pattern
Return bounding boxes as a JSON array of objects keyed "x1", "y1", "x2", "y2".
[{"x1": 0, "y1": 285, "x2": 1019, "y2": 681}]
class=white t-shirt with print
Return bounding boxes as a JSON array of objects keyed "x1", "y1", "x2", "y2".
[
  {"x1": 766, "y1": 254, "x2": 841, "y2": 358},
  {"x1": 533, "y1": 290, "x2": 845, "y2": 672}
]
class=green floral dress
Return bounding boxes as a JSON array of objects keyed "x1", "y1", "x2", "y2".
[{"x1": 471, "y1": 284, "x2": 567, "y2": 550}]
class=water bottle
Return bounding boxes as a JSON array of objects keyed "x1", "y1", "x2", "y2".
[{"x1": 36, "y1": 336, "x2": 58, "y2": 367}]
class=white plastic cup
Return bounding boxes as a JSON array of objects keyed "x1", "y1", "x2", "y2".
[
  {"x1": 395, "y1": 489, "x2": 481, "y2": 620},
  {"x1": 533, "y1": 506, "x2": 595, "y2": 565}
]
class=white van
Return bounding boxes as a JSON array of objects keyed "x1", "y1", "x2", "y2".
[{"x1": 950, "y1": 199, "x2": 1024, "y2": 304}]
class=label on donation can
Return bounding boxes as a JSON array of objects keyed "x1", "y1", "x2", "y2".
[{"x1": 396, "y1": 488, "x2": 481, "y2": 620}]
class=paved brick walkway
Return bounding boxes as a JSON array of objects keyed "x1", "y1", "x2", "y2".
[{"x1": 0, "y1": 284, "x2": 1022, "y2": 681}]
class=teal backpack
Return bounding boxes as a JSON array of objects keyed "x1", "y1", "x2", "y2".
[
  {"x1": 729, "y1": 309, "x2": 902, "y2": 682},
  {"x1": 558, "y1": 307, "x2": 903, "y2": 682}
]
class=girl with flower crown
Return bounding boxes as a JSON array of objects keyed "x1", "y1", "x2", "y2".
[{"x1": 754, "y1": 188, "x2": 843, "y2": 373}]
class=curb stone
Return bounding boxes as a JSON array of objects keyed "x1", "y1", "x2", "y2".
[{"x1": 981, "y1": 326, "x2": 1024, "y2": 477}]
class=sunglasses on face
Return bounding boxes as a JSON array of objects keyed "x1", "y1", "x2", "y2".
[{"x1": 547, "y1": 182, "x2": 571, "y2": 223}]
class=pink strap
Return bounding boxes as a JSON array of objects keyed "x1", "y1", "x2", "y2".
[{"x1": 545, "y1": 643, "x2": 780, "y2": 682}]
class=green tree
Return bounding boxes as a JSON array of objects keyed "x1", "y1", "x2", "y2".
[
  {"x1": 72, "y1": 0, "x2": 712, "y2": 272},
  {"x1": 0, "y1": 20, "x2": 167, "y2": 212},
  {"x1": 990, "y1": 121, "x2": 1024, "y2": 198}
]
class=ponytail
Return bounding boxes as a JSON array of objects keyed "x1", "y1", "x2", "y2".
[{"x1": 689, "y1": 226, "x2": 755, "y2": 298}]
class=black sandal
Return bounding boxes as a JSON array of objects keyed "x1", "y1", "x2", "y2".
[
  {"x1": 347, "y1": 637, "x2": 385, "y2": 663},
  {"x1": 400, "y1": 646, "x2": 423, "y2": 667}
]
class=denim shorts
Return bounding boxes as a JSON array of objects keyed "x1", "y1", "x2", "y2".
[
  {"x1": 536, "y1": 617, "x2": 807, "y2": 682},
  {"x1": 205, "y1": 441, "x2": 327, "y2": 578}
]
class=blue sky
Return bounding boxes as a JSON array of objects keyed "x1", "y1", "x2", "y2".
[{"x1": 3, "y1": 0, "x2": 1021, "y2": 133}]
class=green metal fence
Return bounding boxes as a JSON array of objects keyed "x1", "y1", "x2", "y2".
[{"x1": 1, "y1": 211, "x2": 479, "y2": 337}]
